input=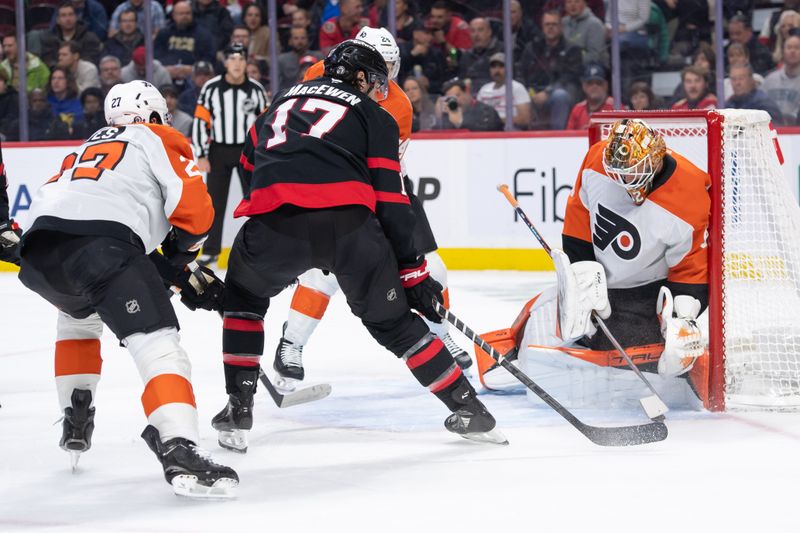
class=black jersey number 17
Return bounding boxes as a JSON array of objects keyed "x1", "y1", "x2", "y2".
[{"x1": 266, "y1": 97, "x2": 348, "y2": 149}]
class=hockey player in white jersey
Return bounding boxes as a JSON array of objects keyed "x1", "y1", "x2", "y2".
[
  {"x1": 479, "y1": 119, "x2": 710, "y2": 397},
  {"x1": 18, "y1": 80, "x2": 238, "y2": 499}
]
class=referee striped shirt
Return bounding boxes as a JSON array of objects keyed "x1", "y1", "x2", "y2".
[{"x1": 192, "y1": 75, "x2": 268, "y2": 158}]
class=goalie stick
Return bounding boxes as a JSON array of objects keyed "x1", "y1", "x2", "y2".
[
  {"x1": 177, "y1": 262, "x2": 333, "y2": 409},
  {"x1": 497, "y1": 184, "x2": 669, "y2": 421},
  {"x1": 434, "y1": 302, "x2": 667, "y2": 446}
]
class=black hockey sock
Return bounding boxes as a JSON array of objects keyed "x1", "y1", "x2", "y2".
[
  {"x1": 223, "y1": 363, "x2": 260, "y2": 396},
  {"x1": 222, "y1": 312, "x2": 264, "y2": 394},
  {"x1": 403, "y1": 333, "x2": 465, "y2": 411}
]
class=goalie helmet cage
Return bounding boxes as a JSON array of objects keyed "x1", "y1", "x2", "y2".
[{"x1": 588, "y1": 109, "x2": 800, "y2": 412}]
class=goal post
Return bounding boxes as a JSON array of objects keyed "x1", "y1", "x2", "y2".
[{"x1": 588, "y1": 109, "x2": 799, "y2": 411}]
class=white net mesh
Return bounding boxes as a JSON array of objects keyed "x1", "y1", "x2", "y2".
[{"x1": 595, "y1": 110, "x2": 800, "y2": 410}]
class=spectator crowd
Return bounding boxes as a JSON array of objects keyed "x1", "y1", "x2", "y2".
[{"x1": 0, "y1": 0, "x2": 798, "y2": 140}]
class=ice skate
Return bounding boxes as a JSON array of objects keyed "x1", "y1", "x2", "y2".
[
  {"x1": 442, "y1": 332, "x2": 473, "y2": 371},
  {"x1": 274, "y1": 322, "x2": 304, "y2": 393},
  {"x1": 444, "y1": 383, "x2": 508, "y2": 445},
  {"x1": 211, "y1": 368, "x2": 258, "y2": 453},
  {"x1": 59, "y1": 389, "x2": 95, "y2": 471},
  {"x1": 141, "y1": 425, "x2": 238, "y2": 499}
]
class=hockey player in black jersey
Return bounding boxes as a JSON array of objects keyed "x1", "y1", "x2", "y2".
[
  {"x1": 213, "y1": 40, "x2": 506, "y2": 451},
  {"x1": 0, "y1": 141, "x2": 22, "y2": 266}
]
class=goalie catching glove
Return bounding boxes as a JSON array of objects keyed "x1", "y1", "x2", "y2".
[
  {"x1": 400, "y1": 258, "x2": 444, "y2": 323},
  {"x1": 656, "y1": 286, "x2": 705, "y2": 377},
  {"x1": 552, "y1": 249, "x2": 611, "y2": 340},
  {"x1": 0, "y1": 219, "x2": 22, "y2": 265}
]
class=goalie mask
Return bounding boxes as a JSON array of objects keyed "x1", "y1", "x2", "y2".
[{"x1": 602, "y1": 119, "x2": 666, "y2": 205}]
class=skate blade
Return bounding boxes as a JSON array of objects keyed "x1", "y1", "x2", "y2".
[
  {"x1": 171, "y1": 475, "x2": 238, "y2": 500},
  {"x1": 273, "y1": 375, "x2": 299, "y2": 394},
  {"x1": 69, "y1": 450, "x2": 82, "y2": 472},
  {"x1": 218, "y1": 429, "x2": 248, "y2": 453},
  {"x1": 459, "y1": 429, "x2": 509, "y2": 446}
]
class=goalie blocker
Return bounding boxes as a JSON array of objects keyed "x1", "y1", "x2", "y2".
[{"x1": 480, "y1": 118, "x2": 711, "y2": 407}]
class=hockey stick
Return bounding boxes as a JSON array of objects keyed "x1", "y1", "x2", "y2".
[
  {"x1": 180, "y1": 262, "x2": 332, "y2": 408},
  {"x1": 497, "y1": 184, "x2": 669, "y2": 420},
  {"x1": 434, "y1": 302, "x2": 667, "y2": 446}
]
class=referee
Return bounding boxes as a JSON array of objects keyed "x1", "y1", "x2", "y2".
[{"x1": 192, "y1": 42, "x2": 268, "y2": 266}]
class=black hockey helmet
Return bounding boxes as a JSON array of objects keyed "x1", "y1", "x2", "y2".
[{"x1": 324, "y1": 39, "x2": 389, "y2": 99}]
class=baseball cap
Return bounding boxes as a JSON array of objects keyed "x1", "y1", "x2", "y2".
[
  {"x1": 582, "y1": 63, "x2": 606, "y2": 82},
  {"x1": 224, "y1": 42, "x2": 248, "y2": 59},
  {"x1": 489, "y1": 52, "x2": 505, "y2": 65},
  {"x1": 299, "y1": 54, "x2": 318, "y2": 66},
  {"x1": 193, "y1": 61, "x2": 214, "y2": 76},
  {"x1": 132, "y1": 46, "x2": 146, "y2": 66}
]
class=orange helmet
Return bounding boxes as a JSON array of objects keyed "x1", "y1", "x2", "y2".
[{"x1": 602, "y1": 119, "x2": 666, "y2": 205}]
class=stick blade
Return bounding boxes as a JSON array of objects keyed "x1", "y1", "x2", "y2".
[
  {"x1": 639, "y1": 394, "x2": 669, "y2": 420},
  {"x1": 276, "y1": 383, "x2": 332, "y2": 408},
  {"x1": 581, "y1": 421, "x2": 668, "y2": 447}
]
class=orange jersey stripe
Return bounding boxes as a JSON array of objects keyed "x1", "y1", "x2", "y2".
[
  {"x1": 290, "y1": 284, "x2": 331, "y2": 319},
  {"x1": 145, "y1": 123, "x2": 214, "y2": 236},
  {"x1": 302, "y1": 60, "x2": 412, "y2": 142},
  {"x1": 55, "y1": 339, "x2": 102, "y2": 376},
  {"x1": 141, "y1": 373, "x2": 196, "y2": 417},
  {"x1": 442, "y1": 287, "x2": 450, "y2": 309},
  {"x1": 562, "y1": 143, "x2": 604, "y2": 244}
]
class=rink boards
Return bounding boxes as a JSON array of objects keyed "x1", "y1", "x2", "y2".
[{"x1": 3, "y1": 129, "x2": 800, "y2": 270}]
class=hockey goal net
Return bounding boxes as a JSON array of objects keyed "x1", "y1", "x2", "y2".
[{"x1": 589, "y1": 109, "x2": 800, "y2": 411}]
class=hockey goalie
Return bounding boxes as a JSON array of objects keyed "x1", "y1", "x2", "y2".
[{"x1": 480, "y1": 119, "x2": 711, "y2": 406}]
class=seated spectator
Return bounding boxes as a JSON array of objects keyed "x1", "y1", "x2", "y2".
[
  {"x1": 161, "y1": 84, "x2": 193, "y2": 137},
  {"x1": 436, "y1": 78, "x2": 503, "y2": 131},
  {"x1": 664, "y1": 0, "x2": 712, "y2": 58},
  {"x1": 428, "y1": 1, "x2": 471, "y2": 54},
  {"x1": 279, "y1": 27, "x2": 322, "y2": 90},
  {"x1": 770, "y1": 11, "x2": 800, "y2": 65},
  {"x1": 47, "y1": 67, "x2": 82, "y2": 136},
  {"x1": 520, "y1": 9, "x2": 582, "y2": 130},
  {"x1": 544, "y1": 0, "x2": 606, "y2": 20},
  {"x1": 54, "y1": 0, "x2": 108, "y2": 41},
  {"x1": 178, "y1": 60, "x2": 214, "y2": 114},
  {"x1": 476, "y1": 52, "x2": 531, "y2": 130},
  {"x1": 727, "y1": 14, "x2": 774, "y2": 76},
  {"x1": 72, "y1": 87, "x2": 105, "y2": 139},
  {"x1": 103, "y1": 8, "x2": 144, "y2": 65},
  {"x1": 28, "y1": 88, "x2": 71, "y2": 141},
  {"x1": 121, "y1": 46, "x2": 173, "y2": 87},
  {"x1": 242, "y1": 4, "x2": 272, "y2": 62},
  {"x1": 724, "y1": 43, "x2": 764, "y2": 100},
  {"x1": 458, "y1": 18, "x2": 503, "y2": 95},
  {"x1": 109, "y1": 0, "x2": 166, "y2": 38},
  {"x1": 566, "y1": 63, "x2": 615, "y2": 130},
  {"x1": 605, "y1": 0, "x2": 651, "y2": 54},
  {"x1": 760, "y1": 1, "x2": 800, "y2": 51},
  {"x1": 98, "y1": 55, "x2": 123, "y2": 95},
  {"x1": 394, "y1": 0, "x2": 419, "y2": 44},
  {"x1": 510, "y1": 0, "x2": 541, "y2": 65},
  {"x1": 246, "y1": 59, "x2": 265, "y2": 86},
  {"x1": 672, "y1": 65, "x2": 717, "y2": 110},
  {"x1": 627, "y1": 80, "x2": 659, "y2": 110},
  {"x1": 194, "y1": 0, "x2": 234, "y2": 53},
  {"x1": 319, "y1": 0, "x2": 366, "y2": 54},
  {"x1": 291, "y1": 9, "x2": 319, "y2": 51},
  {"x1": 297, "y1": 54, "x2": 319, "y2": 82},
  {"x1": 692, "y1": 41, "x2": 715, "y2": 72},
  {"x1": 41, "y1": 2, "x2": 103, "y2": 67},
  {"x1": 399, "y1": 25, "x2": 448, "y2": 94},
  {"x1": 725, "y1": 63, "x2": 782, "y2": 122},
  {"x1": 155, "y1": 1, "x2": 215, "y2": 88},
  {"x1": 218, "y1": 25, "x2": 253, "y2": 66},
  {"x1": 404, "y1": 75, "x2": 438, "y2": 131},
  {"x1": 0, "y1": 34, "x2": 50, "y2": 93},
  {"x1": 0, "y1": 69, "x2": 19, "y2": 140},
  {"x1": 563, "y1": 0, "x2": 608, "y2": 66},
  {"x1": 58, "y1": 41, "x2": 100, "y2": 93},
  {"x1": 763, "y1": 34, "x2": 800, "y2": 125}
]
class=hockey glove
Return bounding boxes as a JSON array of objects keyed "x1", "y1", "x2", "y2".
[
  {"x1": 160, "y1": 227, "x2": 207, "y2": 268},
  {"x1": 400, "y1": 258, "x2": 444, "y2": 323},
  {"x1": 0, "y1": 219, "x2": 22, "y2": 265},
  {"x1": 553, "y1": 249, "x2": 611, "y2": 340},
  {"x1": 175, "y1": 264, "x2": 225, "y2": 312},
  {"x1": 656, "y1": 286, "x2": 705, "y2": 377}
]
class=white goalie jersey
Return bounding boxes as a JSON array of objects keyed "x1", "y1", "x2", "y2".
[{"x1": 27, "y1": 123, "x2": 213, "y2": 252}]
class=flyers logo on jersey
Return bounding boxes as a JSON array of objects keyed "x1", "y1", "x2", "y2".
[{"x1": 593, "y1": 204, "x2": 641, "y2": 260}]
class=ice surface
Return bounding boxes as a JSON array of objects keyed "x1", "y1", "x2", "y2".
[{"x1": 1, "y1": 271, "x2": 799, "y2": 532}]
